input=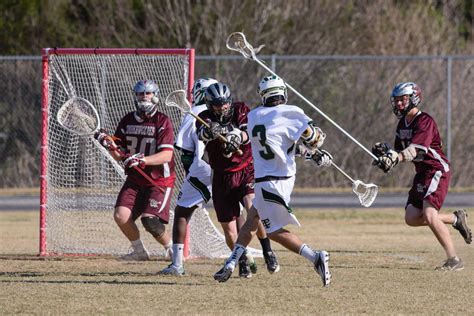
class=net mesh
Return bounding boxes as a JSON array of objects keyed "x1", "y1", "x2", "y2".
[{"x1": 44, "y1": 51, "x2": 232, "y2": 258}]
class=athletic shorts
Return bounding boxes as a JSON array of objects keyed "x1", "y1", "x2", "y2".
[
  {"x1": 253, "y1": 176, "x2": 300, "y2": 234},
  {"x1": 406, "y1": 169, "x2": 450, "y2": 211},
  {"x1": 176, "y1": 175, "x2": 212, "y2": 208},
  {"x1": 212, "y1": 163, "x2": 255, "y2": 223},
  {"x1": 115, "y1": 180, "x2": 173, "y2": 223}
]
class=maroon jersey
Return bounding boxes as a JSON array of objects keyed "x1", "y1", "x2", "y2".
[
  {"x1": 394, "y1": 111, "x2": 450, "y2": 174},
  {"x1": 197, "y1": 102, "x2": 253, "y2": 172},
  {"x1": 114, "y1": 111, "x2": 175, "y2": 187}
]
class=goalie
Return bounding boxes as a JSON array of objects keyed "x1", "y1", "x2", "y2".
[
  {"x1": 214, "y1": 75, "x2": 332, "y2": 286},
  {"x1": 94, "y1": 80, "x2": 175, "y2": 261},
  {"x1": 372, "y1": 82, "x2": 471, "y2": 271}
]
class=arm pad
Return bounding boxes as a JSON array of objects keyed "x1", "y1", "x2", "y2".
[{"x1": 300, "y1": 122, "x2": 325, "y2": 150}]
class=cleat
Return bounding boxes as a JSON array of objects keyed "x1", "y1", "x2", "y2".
[
  {"x1": 314, "y1": 251, "x2": 331, "y2": 287},
  {"x1": 119, "y1": 249, "x2": 150, "y2": 261},
  {"x1": 214, "y1": 263, "x2": 234, "y2": 283},
  {"x1": 453, "y1": 209, "x2": 472, "y2": 244},
  {"x1": 238, "y1": 260, "x2": 252, "y2": 279},
  {"x1": 246, "y1": 252, "x2": 258, "y2": 274},
  {"x1": 435, "y1": 257, "x2": 464, "y2": 271},
  {"x1": 263, "y1": 251, "x2": 280, "y2": 274},
  {"x1": 159, "y1": 264, "x2": 185, "y2": 276}
]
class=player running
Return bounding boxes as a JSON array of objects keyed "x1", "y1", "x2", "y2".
[
  {"x1": 197, "y1": 82, "x2": 280, "y2": 278},
  {"x1": 372, "y1": 82, "x2": 472, "y2": 271},
  {"x1": 159, "y1": 78, "x2": 218, "y2": 275},
  {"x1": 94, "y1": 80, "x2": 175, "y2": 261},
  {"x1": 213, "y1": 75, "x2": 332, "y2": 286}
]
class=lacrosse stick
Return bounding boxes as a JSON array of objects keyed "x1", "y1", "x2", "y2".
[
  {"x1": 226, "y1": 32, "x2": 378, "y2": 160},
  {"x1": 165, "y1": 90, "x2": 243, "y2": 156},
  {"x1": 56, "y1": 96, "x2": 162, "y2": 189},
  {"x1": 316, "y1": 149, "x2": 378, "y2": 207}
]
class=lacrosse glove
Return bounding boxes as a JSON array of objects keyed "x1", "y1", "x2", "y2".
[
  {"x1": 223, "y1": 128, "x2": 243, "y2": 157},
  {"x1": 199, "y1": 120, "x2": 224, "y2": 142},
  {"x1": 375, "y1": 150, "x2": 399, "y2": 173},
  {"x1": 94, "y1": 128, "x2": 117, "y2": 151},
  {"x1": 122, "y1": 153, "x2": 146, "y2": 170},
  {"x1": 310, "y1": 150, "x2": 333, "y2": 167},
  {"x1": 371, "y1": 142, "x2": 391, "y2": 158}
]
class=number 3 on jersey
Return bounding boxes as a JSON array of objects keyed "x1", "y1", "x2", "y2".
[{"x1": 252, "y1": 125, "x2": 274, "y2": 160}]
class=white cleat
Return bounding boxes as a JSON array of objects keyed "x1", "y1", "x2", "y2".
[
  {"x1": 119, "y1": 249, "x2": 150, "y2": 261},
  {"x1": 314, "y1": 251, "x2": 331, "y2": 287},
  {"x1": 159, "y1": 264, "x2": 185, "y2": 276}
]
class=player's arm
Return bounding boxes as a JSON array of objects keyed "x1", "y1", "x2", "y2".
[{"x1": 299, "y1": 121, "x2": 325, "y2": 151}]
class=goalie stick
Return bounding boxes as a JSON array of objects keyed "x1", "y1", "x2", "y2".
[
  {"x1": 226, "y1": 32, "x2": 378, "y2": 160},
  {"x1": 316, "y1": 149, "x2": 378, "y2": 207},
  {"x1": 165, "y1": 90, "x2": 243, "y2": 157},
  {"x1": 56, "y1": 96, "x2": 163, "y2": 190}
]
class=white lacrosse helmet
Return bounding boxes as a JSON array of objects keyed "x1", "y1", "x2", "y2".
[
  {"x1": 133, "y1": 80, "x2": 159, "y2": 118},
  {"x1": 192, "y1": 77, "x2": 218, "y2": 106},
  {"x1": 390, "y1": 82, "x2": 422, "y2": 118},
  {"x1": 257, "y1": 75, "x2": 287, "y2": 106}
]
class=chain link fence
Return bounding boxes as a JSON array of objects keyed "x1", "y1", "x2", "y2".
[{"x1": 1, "y1": 55, "x2": 473, "y2": 188}]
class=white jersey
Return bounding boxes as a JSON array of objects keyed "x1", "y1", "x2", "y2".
[
  {"x1": 247, "y1": 104, "x2": 311, "y2": 179},
  {"x1": 175, "y1": 104, "x2": 211, "y2": 179}
]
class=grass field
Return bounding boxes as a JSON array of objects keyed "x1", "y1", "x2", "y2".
[{"x1": 1, "y1": 208, "x2": 473, "y2": 314}]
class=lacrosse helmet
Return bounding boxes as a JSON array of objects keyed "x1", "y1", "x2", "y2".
[
  {"x1": 205, "y1": 82, "x2": 233, "y2": 125},
  {"x1": 257, "y1": 75, "x2": 287, "y2": 106},
  {"x1": 192, "y1": 78, "x2": 218, "y2": 106},
  {"x1": 133, "y1": 80, "x2": 159, "y2": 119},
  {"x1": 390, "y1": 82, "x2": 422, "y2": 118}
]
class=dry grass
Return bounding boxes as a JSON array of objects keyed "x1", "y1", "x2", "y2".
[{"x1": 1, "y1": 208, "x2": 473, "y2": 315}]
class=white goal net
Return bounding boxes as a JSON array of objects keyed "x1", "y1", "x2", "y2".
[{"x1": 40, "y1": 48, "x2": 235, "y2": 258}]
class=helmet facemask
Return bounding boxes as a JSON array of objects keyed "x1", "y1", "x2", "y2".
[
  {"x1": 205, "y1": 83, "x2": 233, "y2": 125},
  {"x1": 390, "y1": 82, "x2": 422, "y2": 119},
  {"x1": 133, "y1": 80, "x2": 159, "y2": 119}
]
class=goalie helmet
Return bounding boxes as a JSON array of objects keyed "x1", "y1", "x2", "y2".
[
  {"x1": 205, "y1": 82, "x2": 233, "y2": 125},
  {"x1": 257, "y1": 75, "x2": 287, "y2": 106},
  {"x1": 390, "y1": 82, "x2": 422, "y2": 118},
  {"x1": 192, "y1": 77, "x2": 218, "y2": 106},
  {"x1": 133, "y1": 80, "x2": 159, "y2": 119}
]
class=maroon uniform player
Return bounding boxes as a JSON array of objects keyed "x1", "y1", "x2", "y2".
[
  {"x1": 373, "y1": 82, "x2": 471, "y2": 271},
  {"x1": 94, "y1": 80, "x2": 175, "y2": 261},
  {"x1": 197, "y1": 82, "x2": 280, "y2": 278}
]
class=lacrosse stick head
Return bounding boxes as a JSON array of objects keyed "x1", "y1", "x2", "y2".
[
  {"x1": 352, "y1": 180, "x2": 378, "y2": 207},
  {"x1": 164, "y1": 90, "x2": 191, "y2": 113},
  {"x1": 226, "y1": 32, "x2": 258, "y2": 59},
  {"x1": 56, "y1": 97, "x2": 100, "y2": 136}
]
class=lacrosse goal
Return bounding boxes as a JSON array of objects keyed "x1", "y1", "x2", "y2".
[{"x1": 40, "y1": 48, "x2": 231, "y2": 258}]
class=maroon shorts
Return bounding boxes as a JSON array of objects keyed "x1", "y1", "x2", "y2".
[
  {"x1": 212, "y1": 163, "x2": 255, "y2": 223},
  {"x1": 115, "y1": 180, "x2": 173, "y2": 223},
  {"x1": 406, "y1": 169, "x2": 450, "y2": 211}
]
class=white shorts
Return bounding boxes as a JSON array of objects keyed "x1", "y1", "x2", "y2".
[
  {"x1": 176, "y1": 175, "x2": 212, "y2": 208},
  {"x1": 253, "y1": 176, "x2": 300, "y2": 234}
]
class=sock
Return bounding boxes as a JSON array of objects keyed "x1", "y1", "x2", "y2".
[
  {"x1": 228, "y1": 244, "x2": 246, "y2": 267},
  {"x1": 131, "y1": 239, "x2": 145, "y2": 252},
  {"x1": 259, "y1": 237, "x2": 272, "y2": 253},
  {"x1": 299, "y1": 243, "x2": 317, "y2": 263},
  {"x1": 172, "y1": 243, "x2": 184, "y2": 267}
]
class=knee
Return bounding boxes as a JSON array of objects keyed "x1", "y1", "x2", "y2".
[
  {"x1": 174, "y1": 205, "x2": 195, "y2": 221},
  {"x1": 114, "y1": 208, "x2": 131, "y2": 226},
  {"x1": 141, "y1": 216, "x2": 166, "y2": 238}
]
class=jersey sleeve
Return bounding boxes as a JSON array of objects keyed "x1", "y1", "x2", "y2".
[
  {"x1": 287, "y1": 106, "x2": 312, "y2": 141},
  {"x1": 175, "y1": 113, "x2": 196, "y2": 152},
  {"x1": 410, "y1": 115, "x2": 436, "y2": 153}
]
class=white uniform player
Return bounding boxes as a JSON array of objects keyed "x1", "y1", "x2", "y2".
[
  {"x1": 214, "y1": 75, "x2": 333, "y2": 287},
  {"x1": 159, "y1": 78, "x2": 217, "y2": 276}
]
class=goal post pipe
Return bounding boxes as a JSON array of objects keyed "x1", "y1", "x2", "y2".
[{"x1": 226, "y1": 32, "x2": 378, "y2": 160}]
